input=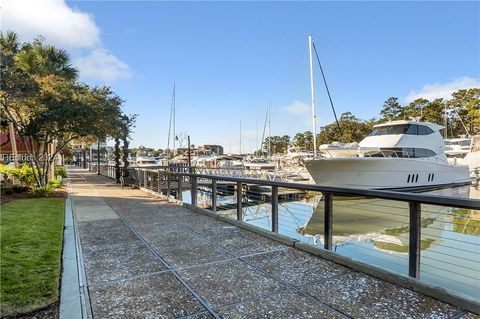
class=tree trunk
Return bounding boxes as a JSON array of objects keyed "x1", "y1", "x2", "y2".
[{"x1": 114, "y1": 137, "x2": 121, "y2": 182}]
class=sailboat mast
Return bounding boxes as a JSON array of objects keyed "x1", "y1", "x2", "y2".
[
  {"x1": 308, "y1": 35, "x2": 317, "y2": 157},
  {"x1": 239, "y1": 121, "x2": 242, "y2": 155},
  {"x1": 268, "y1": 104, "x2": 272, "y2": 157},
  {"x1": 256, "y1": 119, "x2": 258, "y2": 152},
  {"x1": 173, "y1": 82, "x2": 176, "y2": 155},
  {"x1": 167, "y1": 87, "x2": 173, "y2": 152},
  {"x1": 260, "y1": 108, "x2": 268, "y2": 156},
  {"x1": 444, "y1": 100, "x2": 448, "y2": 139}
]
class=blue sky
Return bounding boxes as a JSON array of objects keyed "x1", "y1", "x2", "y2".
[{"x1": 3, "y1": 1, "x2": 479, "y2": 152}]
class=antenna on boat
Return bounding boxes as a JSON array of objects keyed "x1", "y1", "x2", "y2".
[{"x1": 308, "y1": 35, "x2": 318, "y2": 157}]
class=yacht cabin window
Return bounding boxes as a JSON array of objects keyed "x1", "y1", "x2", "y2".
[
  {"x1": 369, "y1": 124, "x2": 434, "y2": 136},
  {"x1": 366, "y1": 148, "x2": 436, "y2": 158}
]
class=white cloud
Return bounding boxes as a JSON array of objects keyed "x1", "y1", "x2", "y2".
[
  {"x1": 281, "y1": 100, "x2": 318, "y2": 128},
  {"x1": 2, "y1": 0, "x2": 99, "y2": 49},
  {"x1": 2, "y1": 0, "x2": 132, "y2": 84},
  {"x1": 406, "y1": 77, "x2": 480, "y2": 103},
  {"x1": 75, "y1": 49, "x2": 132, "y2": 83},
  {"x1": 282, "y1": 100, "x2": 311, "y2": 115}
]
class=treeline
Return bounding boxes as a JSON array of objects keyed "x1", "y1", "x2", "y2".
[
  {"x1": 0, "y1": 31, "x2": 135, "y2": 186},
  {"x1": 261, "y1": 88, "x2": 479, "y2": 154}
]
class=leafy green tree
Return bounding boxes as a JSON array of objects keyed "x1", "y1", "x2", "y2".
[
  {"x1": 263, "y1": 135, "x2": 290, "y2": 154},
  {"x1": 380, "y1": 97, "x2": 404, "y2": 121},
  {"x1": 292, "y1": 132, "x2": 305, "y2": 149},
  {"x1": 421, "y1": 99, "x2": 446, "y2": 127},
  {"x1": 15, "y1": 37, "x2": 78, "y2": 81},
  {"x1": 303, "y1": 131, "x2": 314, "y2": 151},
  {"x1": 120, "y1": 114, "x2": 136, "y2": 177},
  {"x1": 317, "y1": 112, "x2": 375, "y2": 144},
  {"x1": 404, "y1": 98, "x2": 429, "y2": 120},
  {"x1": 0, "y1": 32, "x2": 131, "y2": 186},
  {"x1": 449, "y1": 88, "x2": 480, "y2": 135}
]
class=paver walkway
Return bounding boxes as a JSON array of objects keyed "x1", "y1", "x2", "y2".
[{"x1": 68, "y1": 168, "x2": 475, "y2": 318}]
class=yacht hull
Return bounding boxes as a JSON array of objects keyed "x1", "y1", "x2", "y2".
[{"x1": 305, "y1": 158, "x2": 471, "y2": 190}]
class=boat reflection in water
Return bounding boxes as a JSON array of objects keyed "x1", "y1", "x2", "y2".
[{"x1": 298, "y1": 185, "x2": 479, "y2": 301}]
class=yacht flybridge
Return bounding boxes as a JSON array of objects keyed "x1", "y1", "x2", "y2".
[{"x1": 305, "y1": 120, "x2": 471, "y2": 190}]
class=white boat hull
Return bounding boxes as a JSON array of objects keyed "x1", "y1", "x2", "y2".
[{"x1": 305, "y1": 157, "x2": 471, "y2": 190}]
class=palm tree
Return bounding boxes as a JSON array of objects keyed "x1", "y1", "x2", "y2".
[{"x1": 15, "y1": 38, "x2": 78, "y2": 81}]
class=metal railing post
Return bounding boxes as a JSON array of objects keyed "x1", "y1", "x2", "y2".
[
  {"x1": 143, "y1": 170, "x2": 147, "y2": 188},
  {"x1": 177, "y1": 175, "x2": 183, "y2": 200},
  {"x1": 191, "y1": 176, "x2": 198, "y2": 207},
  {"x1": 324, "y1": 192, "x2": 333, "y2": 250},
  {"x1": 167, "y1": 173, "x2": 171, "y2": 197},
  {"x1": 157, "y1": 171, "x2": 161, "y2": 193},
  {"x1": 236, "y1": 181, "x2": 243, "y2": 221},
  {"x1": 271, "y1": 185, "x2": 279, "y2": 233},
  {"x1": 150, "y1": 171, "x2": 154, "y2": 191},
  {"x1": 211, "y1": 179, "x2": 217, "y2": 212},
  {"x1": 409, "y1": 201, "x2": 421, "y2": 278}
]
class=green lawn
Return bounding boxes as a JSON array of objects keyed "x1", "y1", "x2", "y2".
[{"x1": 0, "y1": 198, "x2": 65, "y2": 316}]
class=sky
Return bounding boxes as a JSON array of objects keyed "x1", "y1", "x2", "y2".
[{"x1": 2, "y1": 1, "x2": 479, "y2": 153}]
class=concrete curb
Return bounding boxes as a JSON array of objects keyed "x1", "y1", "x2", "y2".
[
  {"x1": 59, "y1": 195, "x2": 82, "y2": 319},
  {"x1": 59, "y1": 175, "x2": 92, "y2": 319}
]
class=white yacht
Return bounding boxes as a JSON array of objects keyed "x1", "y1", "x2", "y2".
[
  {"x1": 243, "y1": 158, "x2": 277, "y2": 170},
  {"x1": 305, "y1": 120, "x2": 471, "y2": 190},
  {"x1": 444, "y1": 136, "x2": 472, "y2": 158},
  {"x1": 319, "y1": 142, "x2": 359, "y2": 158},
  {"x1": 135, "y1": 149, "x2": 158, "y2": 166}
]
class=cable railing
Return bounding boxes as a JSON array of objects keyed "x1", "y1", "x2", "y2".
[{"x1": 87, "y1": 163, "x2": 480, "y2": 303}]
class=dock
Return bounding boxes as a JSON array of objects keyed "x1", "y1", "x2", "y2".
[{"x1": 63, "y1": 167, "x2": 476, "y2": 318}]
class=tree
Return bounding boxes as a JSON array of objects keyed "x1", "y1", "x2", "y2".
[
  {"x1": 380, "y1": 97, "x2": 404, "y2": 121},
  {"x1": 0, "y1": 32, "x2": 129, "y2": 186},
  {"x1": 316, "y1": 112, "x2": 375, "y2": 144},
  {"x1": 449, "y1": 88, "x2": 480, "y2": 135},
  {"x1": 303, "y1": 131, "x2": 314, "y2": 151},
  {"x1": 262, "y1": 135, "x2": 290, "y2": 154},
  {"x1": 120, "y1": 114, "x2": 136, "y2": 177},
  {"x1": 292, "y1": 132, "x2": 305, "y2": 149},
  {"x1": 15, "y1": 37, "x2": 78, "y2": 81},
  {"x1": 404, "y1": 98, "x2": 429, "y2": 120},
  {"x1": 421, "y1": 99, "x2": 446, "y2": 127}
]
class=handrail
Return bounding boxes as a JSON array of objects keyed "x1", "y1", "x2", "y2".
[
  {"x1": 90, "y1": 163, "x2": 479, "y2": 209},
  {"x1": 144, "y1": 168, "x2": 479, "y2": 210}
]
